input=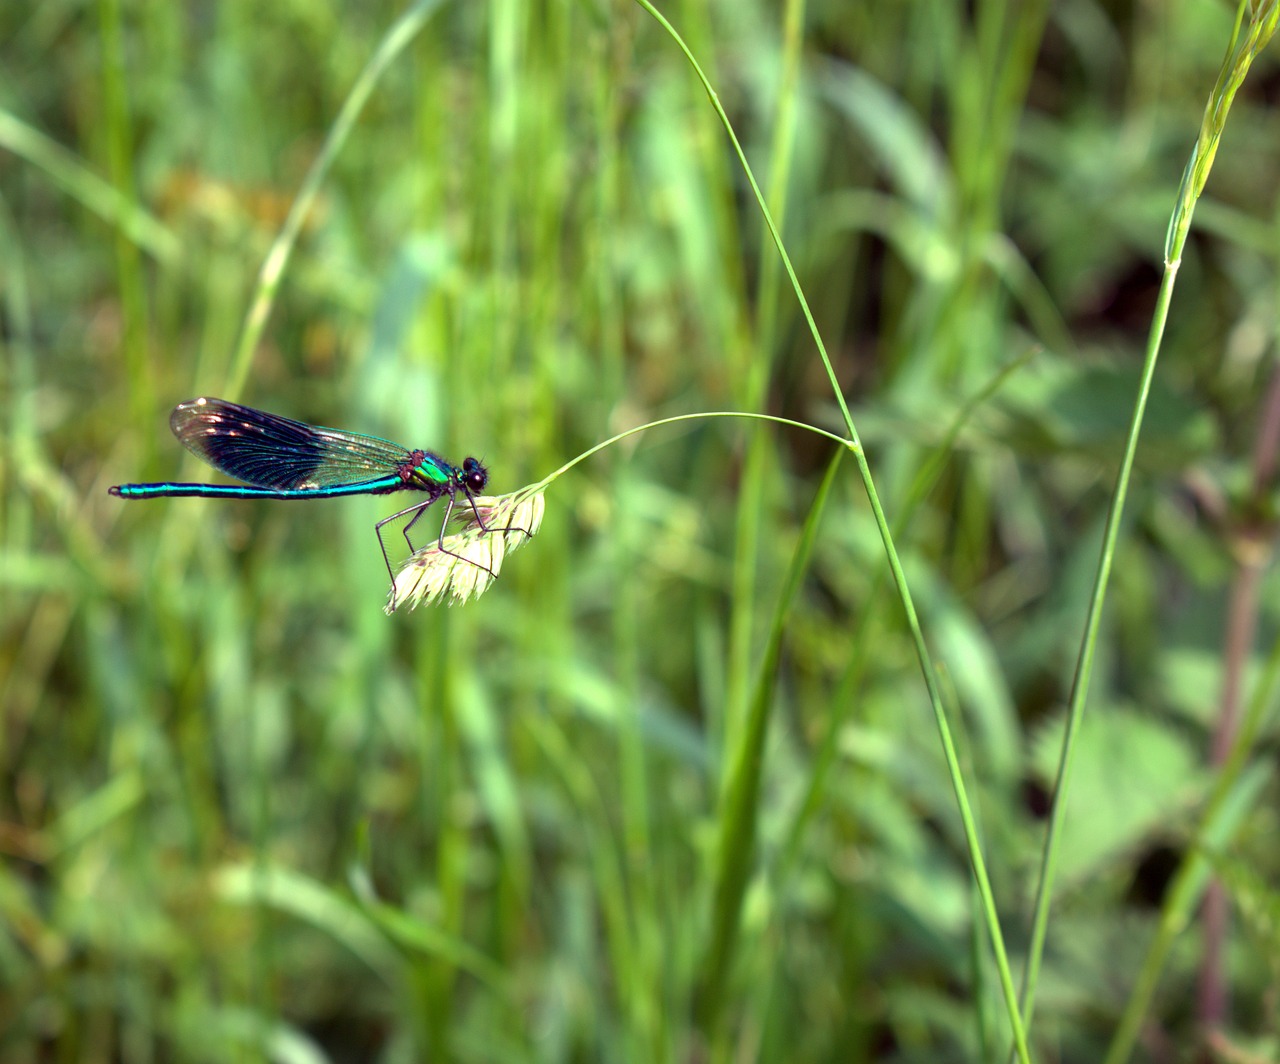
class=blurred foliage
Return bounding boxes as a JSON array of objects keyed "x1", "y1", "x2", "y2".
[{"x1": 3, "y1": 0, "x2": 1280, "y2": 1061}]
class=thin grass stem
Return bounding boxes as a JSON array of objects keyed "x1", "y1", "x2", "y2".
[
  {"x1": 1017, "y1": 1, "x2": 1280, "y2": 1048},
  {"x1": 632, "y1": 4, "x2": 1031, "y2": 1058}
]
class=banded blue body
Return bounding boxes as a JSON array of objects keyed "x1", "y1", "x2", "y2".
[{"x1": 109, "y1": 397, "x2": 489, "y2": 605}]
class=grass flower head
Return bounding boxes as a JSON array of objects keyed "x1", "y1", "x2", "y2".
[{"x1": 385, "y1": 487, "x2": 544, "y2": 613}]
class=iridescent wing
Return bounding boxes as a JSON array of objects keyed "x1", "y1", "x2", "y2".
[{"x1": 170, "y1": 397, "x2": 415, "y2": 491}]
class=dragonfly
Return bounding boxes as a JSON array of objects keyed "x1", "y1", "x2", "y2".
[{"x1": 109, "y1": 397, "x2": 491, "y2": 605}]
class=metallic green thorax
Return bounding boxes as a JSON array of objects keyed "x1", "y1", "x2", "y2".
[{"x1": 411, "y1": 455, "x2": 455, "y2": 487}]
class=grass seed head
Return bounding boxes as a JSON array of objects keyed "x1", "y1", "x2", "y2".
[{"x1": 385, "y1": 488, "x2": 545, "y2": 613}]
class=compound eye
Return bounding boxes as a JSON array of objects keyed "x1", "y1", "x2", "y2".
[{"x1": 461, "y1": 458, "x2": 488, "y2": 493}]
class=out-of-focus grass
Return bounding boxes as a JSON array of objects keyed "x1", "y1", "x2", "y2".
[{"x1": 3, "y1": 1, "x2": 1280, "y2": 1061}]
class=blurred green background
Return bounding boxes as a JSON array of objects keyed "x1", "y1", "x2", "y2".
[{"x1": 4, "y1": 0, "x2": 1280, "y2": 1060}]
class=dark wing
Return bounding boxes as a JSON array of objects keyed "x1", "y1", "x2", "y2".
[{"x1": 169, "y1": 398, "x2": 412, "y2": 490}]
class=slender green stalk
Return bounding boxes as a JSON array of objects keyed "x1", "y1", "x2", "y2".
[
  {"x1": 1014, "y1": 224, "x2": 1177, "y2": 1044},
  {"x1": 1017, "y1": 0, "x2": 1280, "y2": 1044},
  {"x1": 773, "y1": 349, "x2": 1036, "y2": 891},
  {"x1": 528, "y1": 411, "x2": 854, "y2": 492},
  {"x1": 630, "y1": 3, "x2": 854, "y2": 438},
  {"x1": 224, "y1": 0, "x2": 448, "y2": 398},
  {"x1": 632, "y1": 4, "x2": 1031, "y2": 1058}
]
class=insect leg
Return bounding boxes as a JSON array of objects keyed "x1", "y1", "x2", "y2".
[
  {"x1": 433, "y1": 491, "x2": 497, "y2": 578},
  {"x1": 376, "y1": 498, "x2": 438, "y2": 608}
]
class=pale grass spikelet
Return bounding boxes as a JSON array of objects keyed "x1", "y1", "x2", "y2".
[{"x1": 385, "y1": 488, "x2": 545, "y2": 613}]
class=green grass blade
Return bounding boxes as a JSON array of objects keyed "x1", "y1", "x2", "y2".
[
  {"x1": 631, "y1": 6, "x2": 1031, "y2": 1056},
  {"x1": 697, "y1": 449, "x2": 842, "y2": 1046},
  {"x1": 1016, "y1": 5, "x2": 1280, "y2": 1042},
  {"x1": 0, "y1": 111, "x2": 180, "y2": 262}
]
